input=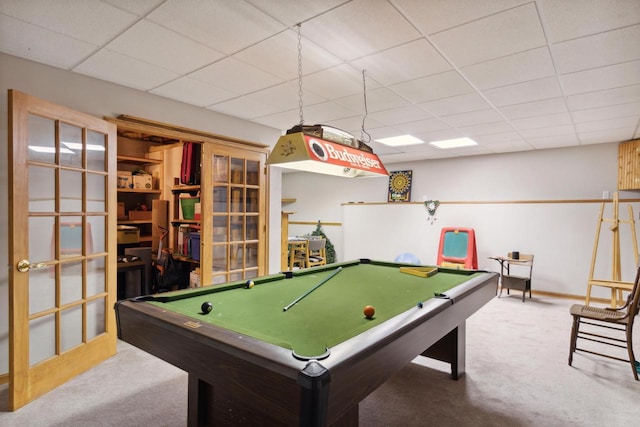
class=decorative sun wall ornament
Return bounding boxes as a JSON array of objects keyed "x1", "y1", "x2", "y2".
[{"x1": 424, "y1": 200, "x2": 440, "y2": 224}]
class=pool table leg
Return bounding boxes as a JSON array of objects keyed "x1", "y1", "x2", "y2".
[
  {"x1": 421, "y1": 322, "x2": 466, "y2": 380},
  {"x1": 187, "y1": 375, "x2": 208, "y2": 427}
]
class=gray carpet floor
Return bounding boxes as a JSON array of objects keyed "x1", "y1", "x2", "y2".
[{"x1": 1, "y1": 294, "x2": 638, "y2": 426}]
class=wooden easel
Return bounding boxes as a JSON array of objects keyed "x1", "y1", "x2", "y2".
[{"x1": 586, "y1": 192, "x2": 638, "y2": 306}]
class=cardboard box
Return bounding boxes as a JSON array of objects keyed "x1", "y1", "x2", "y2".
[
  {"x1": 117, "y1": 202, "x2": 126, "y2": 219},
  {"x1": 117, "y1": 225, "x2": 139, "y2": 244},
  {"x1": 128, "y1": 210, "x2": 152, "y2": 220},
  {"x1": 117, "y1": 171, "x2": 132, "y2": 189},
  {"x1": 133, "y1": 174, "x2": 153, "y2": 190}
]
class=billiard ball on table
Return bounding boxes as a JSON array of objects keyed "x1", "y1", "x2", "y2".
[
  {"x1": 201, "y1": 301, "x2": 213, "y2": 314},
  {"x1": 245, "y1": 280, "x2": 255, "y2": 289},
  {"x1": 363, "y1": 305, "x2": 375, "y2": 319}
]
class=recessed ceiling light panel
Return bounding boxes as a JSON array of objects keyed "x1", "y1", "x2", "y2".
[
  {"x1": 375, "y1": 135, "x2": 424, "y2": 147},
  {"x1": 429, "y1": 137, "x2": 477, "y2": 149}
]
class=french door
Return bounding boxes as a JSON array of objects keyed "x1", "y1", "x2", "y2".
[{"x1": 8, "y1": 90, "x2": 117, "y2": 409}]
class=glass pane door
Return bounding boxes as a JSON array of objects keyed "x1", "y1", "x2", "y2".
[{"x1": 9, "y1": 90, "x2": 117, "y2": 410}]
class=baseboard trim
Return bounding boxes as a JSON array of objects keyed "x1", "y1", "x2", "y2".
[{"x1": 531, "y1": 289, "x2": 608, "y2": 304}]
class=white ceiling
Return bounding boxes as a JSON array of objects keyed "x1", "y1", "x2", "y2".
[{"x1": 1, "y1": 0, "x2": 639, "y2": 164}]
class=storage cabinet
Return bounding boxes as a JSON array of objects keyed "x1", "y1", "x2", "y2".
[{"x1": 107, "y1": 115, "x2": 269, "y2": 287}]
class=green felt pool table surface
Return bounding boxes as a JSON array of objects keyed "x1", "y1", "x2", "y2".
[
  {"x1": 147, "y1": 259, "x2": 482, "y2": 358},
  {"x1": 115, "y1": 259, "x2": 498, "y2": 426}
]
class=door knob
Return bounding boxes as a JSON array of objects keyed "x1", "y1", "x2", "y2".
[{"x1": 17, "y1": 259, "x2": 47, "y2": 273}]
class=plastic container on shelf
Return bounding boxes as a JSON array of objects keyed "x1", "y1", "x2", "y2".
[
  {"x1": 189, "y1": 232, "x2": 201, "y2": 261},
  {"x1": 180, "y1": 197, "x2": 200, "y2": 219}
]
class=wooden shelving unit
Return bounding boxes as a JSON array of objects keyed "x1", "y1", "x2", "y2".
[{"x1": 107, "y1": 115, "x2": 269, "y2": 287}]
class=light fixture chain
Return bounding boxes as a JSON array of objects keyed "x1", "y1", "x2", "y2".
[
  {"x1": 297, "y1": 24, "x2": 304, "y2": 125},
  {"x1": 361, "y1": 69, "x2": 371, "y2": 143}
]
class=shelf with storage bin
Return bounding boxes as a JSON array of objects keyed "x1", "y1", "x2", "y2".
[
  {"x1": 110, "y1": 121, "x2": 168, "y2": 253},
  {"x1": 171, "y1": 184, "x2": 202, "y2": 262}
]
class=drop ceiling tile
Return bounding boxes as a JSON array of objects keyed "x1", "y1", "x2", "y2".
[
  {"x1": 301, "y1": 0, "x2": 421, "y2": 61},
  {"x1": 147, "y1": 0, "x2": 285, "y2": 54},
  {"x1": 567, "y1": 84, "x2": 640, "y2": 111},
  {"x1": 575, "y1": 116, "x2": 639, "y2": 133},
  {"x1": 413, "y1": 128, "x2": 466, "y2": 144},
  {"x1": 325, "y1": 116, "x2": 386, "y2": 137},
  {"x1": 303, "y1": 64, "x2": 381, "y2": 99},
  {"x1": 349, "y1": 39, "x2": 452, "y2": 86},
  {"x1": 393, "y1": 0, "x2": 530, "y2": 35},
  {"x1": 499, "y1": 98, "x2": 568, "y2": 119},
  {"x1": 419, "y1": 93, "x2": 491, "y2": 116},
  {"x1": 74, "y1": 49, "x2": 179, "y2": 91},
  {"x1": 510, "y1": 112, "x2": 573, "y2": 130},
  {"x1": 0, "y1": 15, "x2": 96, "y2": 69},
  {"x1": 458, "y1": 121, "x2": 514, "y2": 136},
  {"x1": 394, "y1": 118, "x2": 451, "y2": 134},
  {"x1": 368, "y1": 105, "x2": 433, "y2": 126},
  {"x1": 151, "y1": 76, "x2": 237, "y2": 107},
  {"x1": 441, "y1": 109, "x2": 504, "y2": 127},
  {"x1": 561, "y1": 60, "x2": 640, "y2": 96},
  {"x1": 0, "y1": 0, "x2": 137, "y2": 45},
  {"x1": 527, "y1": 134, "x2": 580, "y2": 149},
  {"x1": 252, "y1": 109, "x2": 302, "y2": 131},
  {"x1": 483, "y1": 77, "x2": 563, "y2": 107},
  {"x1": 102, "y1": 0, "x2": 165, "y2": 16},
  {"x1": 301, "y1": 101, "x2": 360, "y2": 123},
  {"x1": 461, "y1": 47, "x2": 555, "y2": 90},
  {"x1": 208, "y1": 96, "x2": 280, "y2": 121},
  {"x1": 429, "y1": 3, "x2": 546, "y2": 67},
  {"x1": 378, "y1": 151, "x2": 430, "y2": 163},
  {"x1": 579, "y1": 128, "x2": 635, "y2": 144},
  {"x1": 473, "y1": 131, "x2": 526, "y2": 144},
  {"x1": 190, "y1": 57, "x2": 284, "y2": 95},
  {"x1": 540, "y1": 0, "x2": 640, "y2": 43},
  {"x1": 245, "y1": 0, "x2": 346, "y2": 26},
  {"x1": 233, "y1": 29, "x2": 342, "y2": 81},
  {"x1": 484, "y1": 140, "x2": 535, "y2": 153},
  {"x1": 553, "y1": 25, "x2": 640, "y2": 75},
  {"x1": 414, "y1": 144, "x2": 494, "y2": 157},
  {"x1": 334, "y1": 87, "x2": 410, "y2": 114},
  {"x1": 391, "y1": 70, "x2": 474, "y2": 103},
  {"x1": 572, "y1": 102, "x2": 640, "y2": 123},
  {"x1": 520, "y1": 124, "x2": 575, "y2": 139},
  {"x1": 107, "y1": 20, "x2": 225, "y2": 75},
  {"x1": 239, "y1": 80, "x2": 326, "y2": 112}
]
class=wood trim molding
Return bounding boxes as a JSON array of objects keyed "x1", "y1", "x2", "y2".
[
  {"x1": 289, "y1": 220, "x2": 342, "y2": 227},
  {"x1": 105, "y1": 115, "x2": 269, "y2": 151},
  {"x1": 342, "y1": 198, "x2": 640, "y2": 206}
]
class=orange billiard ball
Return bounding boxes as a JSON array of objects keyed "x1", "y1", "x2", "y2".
[{"x1": 363, "y1": 305, "x2": 375, "y2": 319}]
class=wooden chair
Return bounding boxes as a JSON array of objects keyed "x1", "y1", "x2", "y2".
[
  {"x1": 294, "y1": 238, "x2": 327, "y2": 268},
  {"x1": 499, "y1": 253, "x2": 534, "y2": 302},
  {"x1": 568, "y1": 266, "x2": 640, "y2": 381},
  {"x1": 307, "y1": 238, "x2": 327, "y2": 267},
  {"x1": 288, "y1": 240, "x2": 308, "y2": 270}
]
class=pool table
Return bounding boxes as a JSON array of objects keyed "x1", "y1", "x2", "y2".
[{"x1": 115, "y1": 259, "x2": 497, "y2": 426}]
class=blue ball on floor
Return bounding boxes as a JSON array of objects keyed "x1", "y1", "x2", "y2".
[{"x1": 394, "y1": 253, "x2": 421, "y2": 264}]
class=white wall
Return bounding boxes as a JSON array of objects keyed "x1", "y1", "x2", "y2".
[
  {"x1": 283, "y1": 143, "x2": 640, "y2": 299},
  {"x1": 0, "y1": 53, "x2": 283, "y2": 375}
]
